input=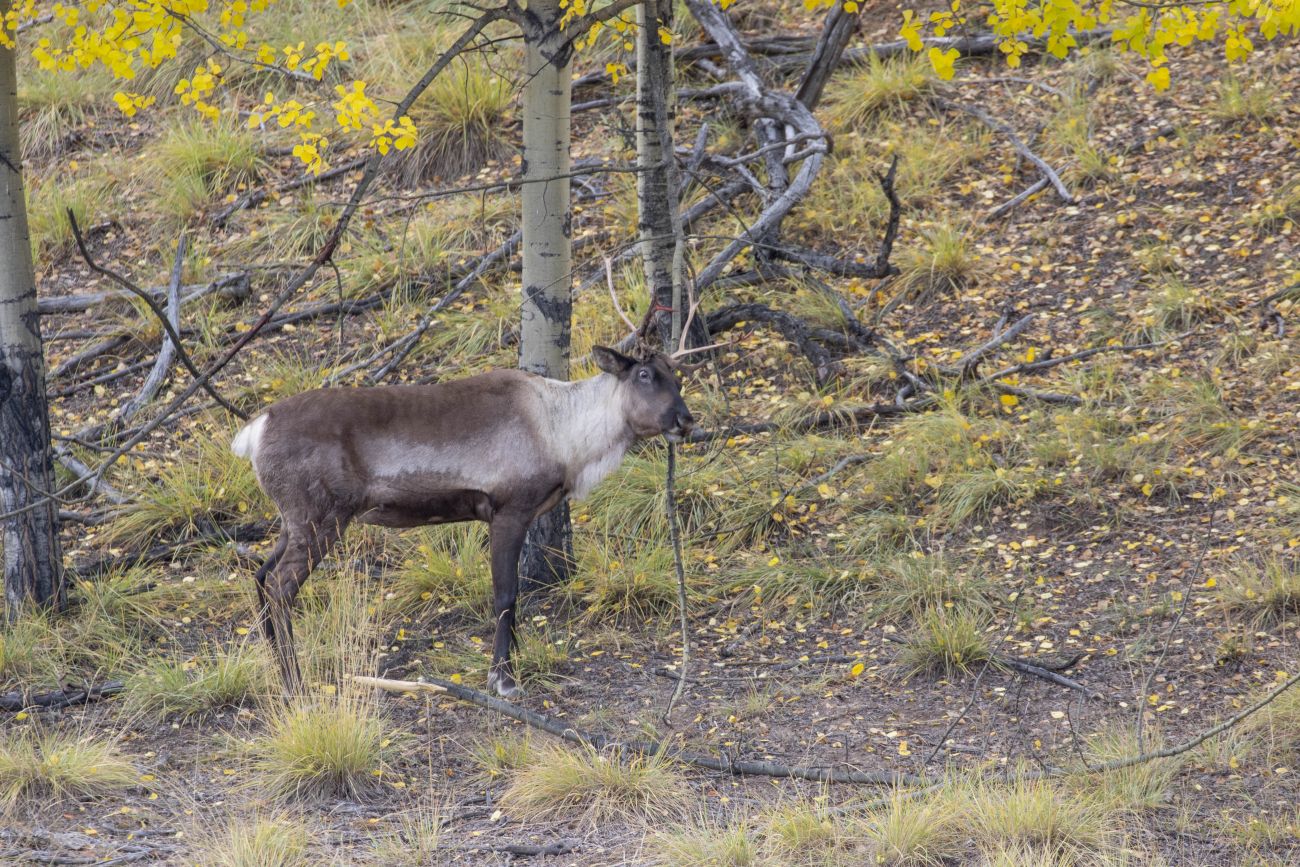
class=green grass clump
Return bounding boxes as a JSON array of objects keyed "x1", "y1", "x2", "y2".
[
  {"x1": 853, "y1": 792, "x2": 962, "y2": 865},
  {"x1": 26, "y1": 173, "x2": 117, "y2": 259},
  {"x1": 1074, "y1": 729, "x2": 1180, "y2": 813},
  {"x1": 895, "y1": 221, "x2": 983, "y2": 302},
  {"x1": 154, "y1": 120, "x2": 264, "y2": 220},
  {"x1": 0, "y1": 730, "x2": 136, "y2": 808},
  {"x1": 469, "y1": 732, "x2": 538, "y2": 780},
  {"x1": 1218, "y1": 557, "x2": 1300, "y2": 627},
  {"x1": 570, "y1": 530, "x2": 682, "y2": 621},
  {"x1": 1245, "y1": 181, "x2": 1300, "y2": 233},
  {"x1": 393, "y1": 60, "x2": 514, "y2": 185},
  {"x1": 825, "y1": 53, "x2": 936, "y2": 126},
  {"x1": 194, "y1": 815, "x2": 309, "y2": 867},
  {"x1": 106, "y1": 432, "x2": 266, "y2": 547},
  {"x1": 371, "y1": 802, "x2": 444, "y2": 865},
  {"x1": 896, "y1": 609, "x2": 993, "y2": 678},
  {"x1": 868, "y1": 553, "x2": 993, "y2": 622},
  {"x1": 500, "y1": 744, "x2": 684, "y2": 826},
  {"x1": 958, "y1": 776, "x2": 1115, "y2": 861},
  {"x1": 17, "y1": 66, "x2": 114, "y2": 162},
  {"x1": 256, "y1": 693, "x2": 393, "y2": 801},
  {"x1": 386, "y1": 523, "x2": 492, "y2": 625},
  {"x1": 652, "y1": 817, "x2": 759, "y2": 866},
  {"x1": 1210, "y1": 74, "x2": 1277, "y2": 123},
  {"x1": 126, "y1": 646, "x2": 271, "y2": 720}
]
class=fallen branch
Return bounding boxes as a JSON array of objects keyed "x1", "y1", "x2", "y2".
[
  {"x1": 934, "y1": 98, "x2": 1073, "y2": 204},
  {"x1": 356, "y1": 674, "x2": 921, "y2": 786},
  {"x1": 113, "y1": 235, "x2": 187, "y2": 425},
  {"x1": 706, "y1": 302, "x2": 841, "y2": 383},
  {"x1": 0, "y1": 680, "x2": 124, "y2": 712},
  {"x1": 68, "y1": 213, "x2": 247, "y2": 420},
  {"x1": 211, "y1": 155, "x2": 370, "y2": 227},
  {"x1": 37, "y1": 272, "x2": 250, "y2": 316}
]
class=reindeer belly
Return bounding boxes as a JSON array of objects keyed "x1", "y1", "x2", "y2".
[{"x1": 357, "y1": 481, "x2": 495, "y2": 528}]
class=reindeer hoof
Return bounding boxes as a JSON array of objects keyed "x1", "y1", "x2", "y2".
[{"x1": 488, "y1": 671, "x2": 523, "y2": 699}]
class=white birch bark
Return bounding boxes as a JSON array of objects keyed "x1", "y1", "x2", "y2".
[
  {"x1": 518, "y1": 0, "x2": 574, "y2": 585},
  {"x1": 0, "y1": 12, "x2": 64, "y2": 617}
]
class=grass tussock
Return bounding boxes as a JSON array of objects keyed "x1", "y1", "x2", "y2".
[
  {"x1": 1210, "y1": 74, "x2": 1277, "y2": 123},
  {"x1": 392, "y1": 60, "x2": 514, "y2": 185},
  {"x1": 255, "y1": 692, "x2": 394, "y2": 801},
  {"x1": 193, "y1": 815, "x2": 309, "y2": 867},
  {"x1": 826, "y1": 53, "x2": 937, "y2": 126},
  {"x1": 867, "y1": 553, "x2": 993, "y2": 622},
  {"x1": 386, "y1": 524, "x2": 492, "y2": 624},
  {"x1": 895, "y1": 220, "x2": 983, "y2": 302},
  {"x1": 0, "y1": 729, "x2": 136, "y2": 808},
  {"x1": 125, "y1": 645, "x2": 271, "y2": 720},
  {"x1": 853, "y1": 792, "x2": 963, "y2": 865},
  {"x1": 26, "y1": 173, "x2": 118, "y2": 259},
  {"x1": 958, "y1": 776, "x2": 1115, "y2": 861},
  {"x1": 896, "y1": 609, "x2": 993, "y2": 678},
  {"x1": 1075, "y1": 729, "x2": 1180, "y2": 812},
  {"x1": 105, "y1": 430, "x2": 267, "y2": 546},
  {"x1": 154, "y1": 120, "x2": 265, "y2": 220},
  {"x1": 469, "y1": 732, "x2": 538, "y2": 780},
  {"x1": 652, "y1": 817, "x2": 759, "y2": 866},
  {"x1": 371, "y1": 801, "x2": 444, "y2": 865},
  {"x1": 1216, "y1": 556, "x2": 1300, "y2": 627},
  {"x1": 500, "y1": 744, "x2": 684, "y2": 826}
]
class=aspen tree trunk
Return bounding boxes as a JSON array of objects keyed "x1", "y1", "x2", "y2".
[
  {"x1": 0, "y1": 19, "x2": 65, "y2": 619},
  {"x1": 636, "y1": 0, "x2": 685, "y2": 350},
  {"x1": 518, "y1": 0, "x2": 575, "y2": 587}
]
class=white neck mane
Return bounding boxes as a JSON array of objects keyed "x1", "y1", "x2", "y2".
[{"x1": 539, "y1": 373, "x2": 634, "y2": 501}]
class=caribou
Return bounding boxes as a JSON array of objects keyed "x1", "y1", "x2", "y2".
[{"x1": 231, "y1": 344, "x2": 695, "y2": 698}]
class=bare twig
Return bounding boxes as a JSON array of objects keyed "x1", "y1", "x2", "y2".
[
  {"x1": 663, "y1": 444, "x2": 690, "y2": 721},
  {"x1": 113, "y1": 235, "x2": 188, "y2": 424},
  {"x1": 934, "y1": 98, "x2": 1073, "y2": 204},
  {"x1": 357, "y1": 674, "x2": 920, "y2": 786},
  {"x1": 68, "y1": 213, "x2": 247, "y2": 420},
  {"x1": 1136, "y1": 509, "x2": 1216, "y2": 749}
]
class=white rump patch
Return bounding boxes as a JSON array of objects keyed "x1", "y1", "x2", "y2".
[{"x1": 230, "y1": 414, "x2": 268, "y2": 465}]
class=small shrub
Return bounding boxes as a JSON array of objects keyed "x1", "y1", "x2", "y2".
[
  {"x1": 500, "y1": 744, "x2": 684, "y2": 825},
  {"x1": 0, "y1": 730, "x2": 136, "y2": 808}
]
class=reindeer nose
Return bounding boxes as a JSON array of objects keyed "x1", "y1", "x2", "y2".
[{"x1": 678, "y1": 410, "x2": 695, "y2": 431}]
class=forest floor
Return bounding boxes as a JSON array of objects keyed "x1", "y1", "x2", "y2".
[{"x1": 2, "y1": 0, "x2": 1298, "y2": 865}]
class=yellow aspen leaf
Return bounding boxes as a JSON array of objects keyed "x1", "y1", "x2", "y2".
[
  {"x1": 1000, "y1": 393, "x2": 1020, "y2": 407},
  {"x1": 850, "y1": 662, "x2": 865, "y2": 678}
]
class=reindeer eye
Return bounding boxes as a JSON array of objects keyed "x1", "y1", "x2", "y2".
[{"x1": 637, "y1": 368, "x2": 652, "y2": 383}]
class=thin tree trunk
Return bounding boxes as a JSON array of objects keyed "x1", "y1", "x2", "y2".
[
  {"x1": 518, "y1": 0, "x2": 574, "y2": 588},
  {"x1": 0, "y1": 16, "x2": 64, "y2": 618},
  {"x1": 636, "y1": 0, "x2": 685, "y2": 351}
]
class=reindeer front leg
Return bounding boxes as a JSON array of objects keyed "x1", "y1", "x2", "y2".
[{"x1": 488, "y1": 513, "x2": 529, "y2": 698}]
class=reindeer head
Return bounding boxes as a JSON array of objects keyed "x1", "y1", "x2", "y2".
[{"x1": 591, "y1": 346, "x2": 695, "y2": 442}]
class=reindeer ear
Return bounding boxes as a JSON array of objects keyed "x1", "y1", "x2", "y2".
[{"x1": 592, "y1": 346, "x2": 636, "y2": 376}]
